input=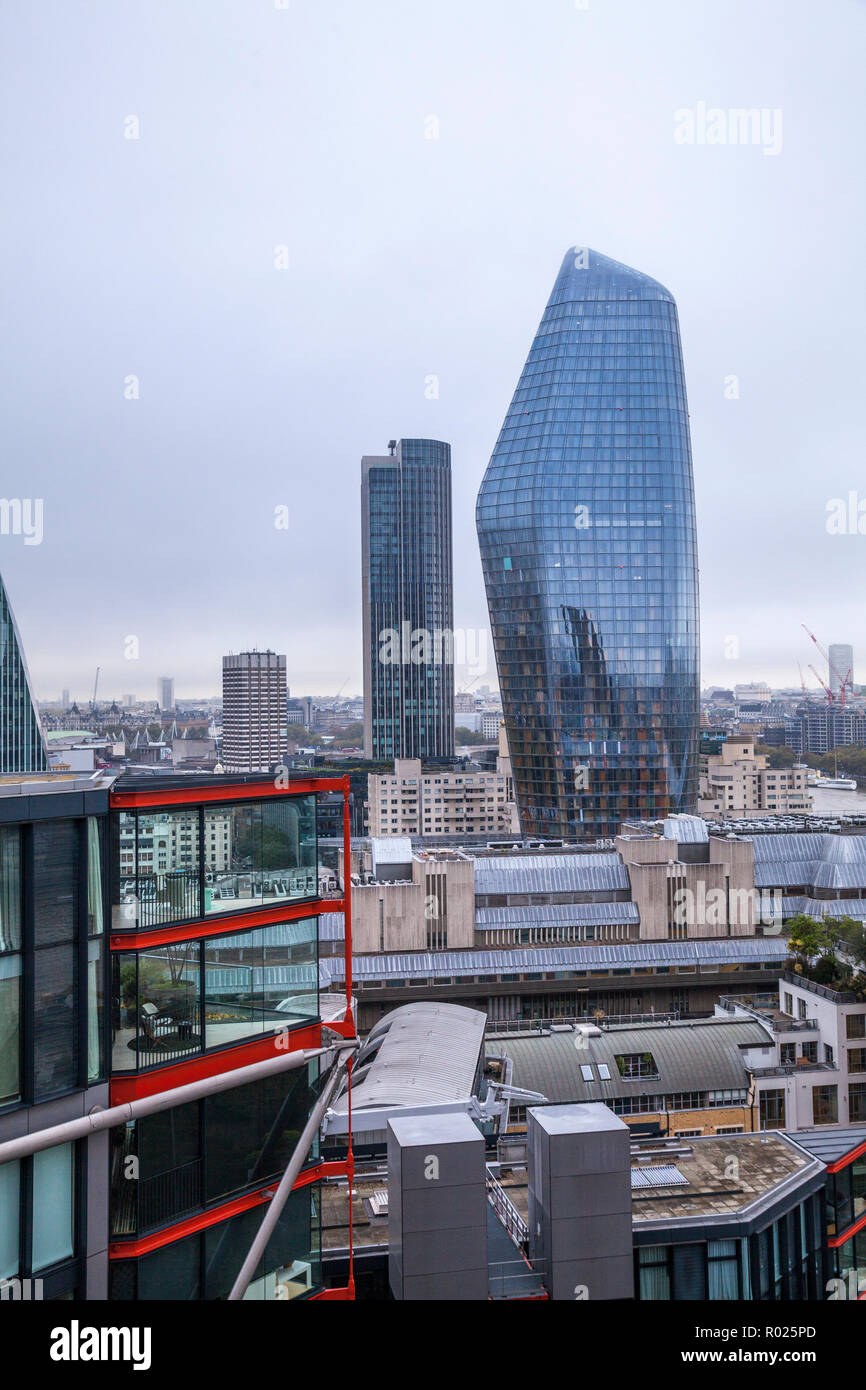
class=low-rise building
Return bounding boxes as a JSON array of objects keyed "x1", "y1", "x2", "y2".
[{"x1": 699, "y1": 736, "x2": 811, "y2": 817}]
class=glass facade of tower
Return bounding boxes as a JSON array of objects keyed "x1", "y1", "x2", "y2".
[
  {"x1": 0, "y1": 574, "x2": 48, "y2": 774},
  {"x1": 477, "y1": 248, "x2": 699, "y2": 840},
  {"x1": 362, "y1": 439, "x2": 454, "y2": 761}
]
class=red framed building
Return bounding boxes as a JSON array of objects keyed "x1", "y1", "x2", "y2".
[{"x1": 105, "y1": 771, "x2": 355, "y2": 1301}]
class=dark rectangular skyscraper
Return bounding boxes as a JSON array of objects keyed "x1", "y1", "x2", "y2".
[
  {"x1": 362, "y1": 439, "x2": 454, "y2": 761},
  {"x1": 477, "y1": 248, "x2": 700, "y2": 840}
]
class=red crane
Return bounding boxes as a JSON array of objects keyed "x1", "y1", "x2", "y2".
[{"x1": 801, "y1": 623, "x2": 851, "y2": 707}]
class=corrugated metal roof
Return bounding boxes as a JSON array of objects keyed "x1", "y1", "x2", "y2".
[
  {"x1": 474, "y1": 853, "x2": 629, "y2": 895},
  {"x1": 319, "y1": 912, "x2": 345, "y2": 940},
  {"x1": 753, "y1": 831, "x2": 866, "y2": 891},
  {"x1": 328, "y1": 1001, "x2": 485, "y2": 1115},
  {"x1": 490, "y1": 1017, "x2": 772, "y2": 1103},
  {"x1": 475, "y1": 902, "x2": 639, "y2": 929},
  {"x1": 663, "y1": 815, "x2": 708, "y2": 843},
  {"x1": 319, "y1": 936, "x2": 789, "y2": 984}
]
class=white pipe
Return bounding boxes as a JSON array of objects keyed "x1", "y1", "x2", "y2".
[
  {"x1": 227, "y1": 1049, "x2": 352, "y2": 1300},
  {"x1": 0, "y1": 1045, "x2": 350, "y2": 1165}
]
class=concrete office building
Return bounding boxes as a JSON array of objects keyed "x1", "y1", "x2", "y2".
[
  {"x1": 157, "y1": 677, "x2": 175, "y2": 711},
  {"x1": 698, "y1": 736, "x2": 812, "y2": 817},
  {"x1": 221, "y1": 650, "x2": 288, "y2": 773}
]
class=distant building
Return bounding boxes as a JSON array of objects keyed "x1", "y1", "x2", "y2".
[
  {"x1": 734, "y1": 682, "x2": 772, "y2": 704},
  {"x1": 61, "y1": 688, "x2": 70, "y2": 708},
  {"x1": 221, "y1": 651, "x2": 287, "y2": 773},
  {"x1": 481, "y1": 712, "x2": 503, "y2": 740},
  {"x1": 361, "y1": 438, "x2": 454, "y2": 762},
  {"x1": 829, "y1": 643, "x2": 855, "y2": 695},
  {"x1": 367, "y1": 728, "x2": 516, "y2": 839},
  {"x1": 0, "y1": 571, "x2": 48, "y2": 773},
  {"x1": 699, "y1": 736, "x2": 812, "y2": 816},
  {"x1": 157, "y1": 677, "x2": 175, "y2": 710}
]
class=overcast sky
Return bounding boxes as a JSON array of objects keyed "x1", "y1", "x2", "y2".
[{"x1": 2, "y1": 0, "x2": 864, "y2": 703}]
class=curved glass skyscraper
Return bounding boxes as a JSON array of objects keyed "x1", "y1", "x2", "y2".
[{"x1": 477, "y1": 247, "x2": 699, "y2": 840}]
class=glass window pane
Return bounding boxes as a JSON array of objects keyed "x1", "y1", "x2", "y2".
[
  {"x1": 33, "y1": 821, "x2": 77, "y2": 945},
  {"x1": 0, "y1": 960, "x2": 22, "y2": 1104},
  {"x1": 0, "y1": 826, "x2": 22, "y2": 951},
  {"x1": 34, "y1": 944, "x2": 76, "y2": 1096},
  {"x1": 135, "y1": 809, "x2": 201, "y2": 927},
  {"x1": 204, "y1": 930, "x2": 264, "y2": 1047},
  {"x1": 0, "y1": 1160, "x2": 20, "y2": 1279},
  {"x1": 32, "y1": 1144, "x2": 73, "y2": 1271}
]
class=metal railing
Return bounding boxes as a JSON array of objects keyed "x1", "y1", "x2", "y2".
[
  {"x1": 781, "y1": 970, "x2": 859, "y2": 1004},
  {"x1": 485, "y1": 1010, "x2": 683, "y2": 1036},
  {"x1": 486, "y1": 1169, "x2": 528, "y2": 1249},
  {"x1": 139, "y1": 1159, "x2": 203, "y2": 1231}
]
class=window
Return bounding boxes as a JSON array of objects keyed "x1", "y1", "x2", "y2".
[
  {"x1": 580, "y1": 1065, "x2": 594, "y2": 1082},
  {"x1": 780, "y1": 1043, "x2": 796, "y2": 1065},
  {"x1": 112, "y1": 917, "x2": 318, "y2": 1073},
  {"x1": 848, "y1": 1049, "x2": 866, "y2": 1074},
  {"x1": 32, "y1": 1145, "x2": 75, "y2": 1271},
  {"x1": 615, "y1": 1052, "x2": 659, "y2": 1080},
  {"x1": 760, "y1": 1089, "x2": 785, "y2": 1130},
  {"x1": 33, "y1": 822, "x2": 79, "y2": 1098},
  {"x1": 0, "y1": 825, "x2": 22, "y2": 1106},
  {"x1": 847, "y1": 1014, "x2": 866, "y2": 1040},
  {"x1": 0, "y1": 1143, "x2": 76, "y2": 1286},
  {"x1": 801, "y1": 1040, "x2": 818, "y2": 1064},
  {"x1": 812, "y1": 1085, "x2": 838, "y2": 1125},
  {"x1": 637, "y1": 1245, "x2": 670, "y2": 1300},
  {"x1": 849, "y1": 1083, "x2": 866, "y2": 1123}
]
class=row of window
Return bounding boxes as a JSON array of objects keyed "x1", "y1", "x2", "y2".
[{"x1": 635, "y1": 1197, "x2": 825, "y2": 1301}]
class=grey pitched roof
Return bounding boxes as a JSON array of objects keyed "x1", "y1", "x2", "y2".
[
  {"x1": 490, "y1": 1017, "x2": 773, "y2": 1104},
  {"x1": 752, "y1": 833, "x2": 866, "y2": 891},
  {"x1": 474, "y1": 852, "x2": 629, "y2": 895},
  {"x1": 319, "y1": 936, "x2": 790, "y2": 984},
  {"x1": 787, "y1": 1126, "x2": 866, "y2": 1166},
  {"x1": 475, "y1": 901, "x2": 639, "y2": 930}
]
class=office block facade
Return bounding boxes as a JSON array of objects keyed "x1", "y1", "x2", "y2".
[
  {"x1": 362, "y1": 439, "x2": 454, "y2": 762},
  {"x1": 221, "y1": 651, "x2": 287, "y2": 773},
  {"x1": 477, "y1": 247, "x2": 700, "y2": 840},
  {"x1": 0, "y1": 773, "x2": 112, "y2": 1299}
]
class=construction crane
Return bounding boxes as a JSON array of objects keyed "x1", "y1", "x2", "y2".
[
  {"x1": 807, "y1": 664, "x2": 834, "y2": 706},
  {"x1": 801, "y1": 623, "x2": 851, "y2": 707}
]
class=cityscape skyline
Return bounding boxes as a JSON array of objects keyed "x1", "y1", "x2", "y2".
[{"x1": 2, "y1": 1, "x2": 864, "y2": 702}]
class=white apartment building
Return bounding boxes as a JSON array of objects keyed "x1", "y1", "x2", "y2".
[
  {"x1": 367, "y1": 758, "x2": 513, "y2": 838},
  {"x1": 699, "y1": 736, "x2": 811, "y2": 817},
  {"x1": 718, "y1": 973, "x2": 866, "y2": 1131}
]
